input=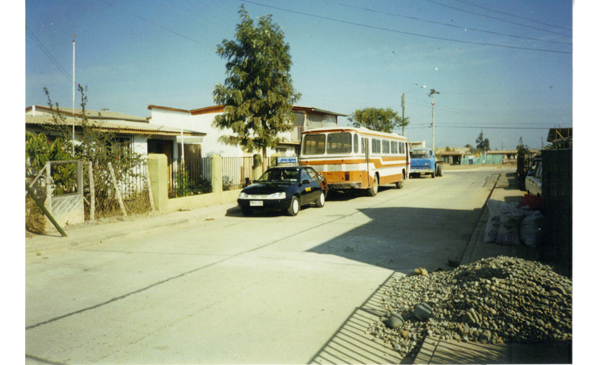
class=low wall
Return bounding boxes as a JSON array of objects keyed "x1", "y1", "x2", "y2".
[
  {"x1": 147, "y1": 153, "x2": 243, "y2": 213},
  {"x1": 461, "y1": 154, "x2": 503, "y2": 165},
  {"x1": 166, "y1": 189, "x2": 241, "y2": 212}
]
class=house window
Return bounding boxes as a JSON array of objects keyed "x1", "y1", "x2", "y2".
[{"x1": 293, "y1": 111, "x2": 304, "y2": 126}]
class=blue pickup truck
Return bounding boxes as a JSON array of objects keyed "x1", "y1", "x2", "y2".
[{"x1": 409, "y1": 148, "x2": 443, "y2": 178}]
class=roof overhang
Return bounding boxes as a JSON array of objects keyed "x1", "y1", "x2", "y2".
[{"x1": 26, "y1": 115, "x2": 206, "y2": 137}]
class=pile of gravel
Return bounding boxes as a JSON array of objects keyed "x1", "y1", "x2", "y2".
[{"x1": 367, "y1": 256, "x2": 572, "y2": 359}]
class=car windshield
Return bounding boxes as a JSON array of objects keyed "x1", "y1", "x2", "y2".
[
  {"x1": 410, "y1": 150, "x2": 429, "y2": 158},
  {"x1": 257, "y1": 168, "x2": 299, "y2": 183}
]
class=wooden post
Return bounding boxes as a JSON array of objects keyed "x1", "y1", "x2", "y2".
[
  {"x1": 88, "y1": 162, "x2": 95, "y2": 220},
  {"x1": 45, "y1": 161, "x2": 52, "y2": 215},
  {"x1": 108, "y1": 162, "x2": 127, "y2": 217}
]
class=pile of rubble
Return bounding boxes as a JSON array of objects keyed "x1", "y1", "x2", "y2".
[{"x1": 368, "y1": 256, "x2": 572, "y2": 359}]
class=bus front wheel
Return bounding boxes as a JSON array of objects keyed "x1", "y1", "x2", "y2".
[{"x1": 367, "y1": 175, "x2": 379, "y2": 196}]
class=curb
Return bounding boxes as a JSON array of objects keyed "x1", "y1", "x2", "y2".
[{"x1": 458, "y1": 173, "x2": 500, "y2": 266}]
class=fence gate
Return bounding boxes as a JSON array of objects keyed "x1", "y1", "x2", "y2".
[{"x1": 44, "y1": 160, "x2": 85, "y2": 231}]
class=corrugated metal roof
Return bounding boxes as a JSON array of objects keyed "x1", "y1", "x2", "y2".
[
  {"x1": 26, "y1": 105, "x2": 148, "y2": 123},
  {"x1": 26, "y1": 115, "x2": 206, "y2": 137}
]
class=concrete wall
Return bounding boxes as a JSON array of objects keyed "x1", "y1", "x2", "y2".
[
  {"x1": 461, "y1": 154, "x2": 503, "y2": 165},
  {"x1": 150, "y1": 107, "x2": 296, "y2": 158},
  {"x1": 147, "y1": 153, "x2": 241, "y2": 213}
]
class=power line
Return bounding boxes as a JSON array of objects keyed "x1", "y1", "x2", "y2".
[
  {"x1": 426, "y1": 0, "x2": 570, "y2": 37},
  {"x1": 325, "y1": 0, "x2": 571, "y2": 46},
  {"x1": 450, "y1": 0, "x2": 572, "y2": 32},
  {"x1": 99, "y1": 0, "x2": 213, "y2": 48},
  {"x1": 244, "y1": 1, "x2": 571, "y2": 55},
  {"x1": 26, "y1": 28, "x2": 72, "y2": 82},
  {"x1": 408, "y1": 124, "x2": 570, "y2": 130}
]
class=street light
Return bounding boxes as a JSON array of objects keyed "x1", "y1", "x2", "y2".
[
  {"x1": 401, "y1": 84, "x2": 425, "y2": 136},
  {"x1": 427, "y1": 88, "x2": 440, "y2": 152}
]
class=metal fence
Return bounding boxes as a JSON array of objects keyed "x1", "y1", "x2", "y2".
[
  {"x1": 222, "y1": 156, "x2": 254, "y2": 190},
  {"x1": 169, "y1": 157, "x2": 212, "y2": 198},
  {"x1": 540, "y1": 149, "x2": 572, "y2": 275}
]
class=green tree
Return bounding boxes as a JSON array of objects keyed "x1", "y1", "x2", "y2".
[
  {"x1": 348, "y1": 107, "x2": 407, "y2": 133},
  {"x1": 476, "y1": 130, "x2": 490, "y2": 152},
  {"x1": 212, "y1": 5, "x2": 301, "y2": 166}
]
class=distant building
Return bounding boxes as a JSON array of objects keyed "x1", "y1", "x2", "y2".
[
  {"x1": 409, "y1": 141, "x2": 426, "y2": 149},
  {"x1": 437, "y1": 150, "x2": 465, "y2": 165},
  {"x1": 486, "y1": 150, "x2": 518, "y2": 164}
]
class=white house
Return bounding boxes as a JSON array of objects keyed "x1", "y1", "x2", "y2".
[
  {"x1": 26, "y1": 105, "x2": 206, "y2": 162},
  {"x1": 147, "y1": 104, "x2": 347, "y2": 158}
]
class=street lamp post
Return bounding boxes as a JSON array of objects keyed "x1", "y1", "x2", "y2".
[
  {"x1": 401, "y1": 84, "x2": 425, "y2": 136},
  {"x1": 428, "y1": 89, "x2": 440, "y2": 151}
]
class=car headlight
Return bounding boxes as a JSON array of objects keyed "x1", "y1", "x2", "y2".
[
  {"x1": 239, "y1": 192, "x2": 249, "y2": 199},
  {"x1": 424, "y1": 162, "x2": 430, "y2": 166},
  {"x1": 268, "y1": 192, "x2": 286, "y2": 199}
]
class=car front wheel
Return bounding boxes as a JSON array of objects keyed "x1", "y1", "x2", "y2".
[
  {"x1": 315, "y1": 191, "x2": 325, "y2": 207},
  {"x1": 288, "y1": 196, "x2": 300, "y2": 216}
]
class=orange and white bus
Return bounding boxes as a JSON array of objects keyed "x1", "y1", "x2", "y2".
[{"x1": 298, "y1": 126, "x2": 409, "y2": 196}]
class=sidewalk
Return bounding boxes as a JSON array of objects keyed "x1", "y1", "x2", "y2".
[
  {"x1": 413, "y1": 172, "x2": 572, "y2": 364},
  {"x1": 25, "y1": 202, "x2": 238, "y2": 257}
]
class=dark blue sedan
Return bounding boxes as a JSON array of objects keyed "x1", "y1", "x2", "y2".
[{"x1": 237, "y1": 166, "x2": 327, "y2": 216}]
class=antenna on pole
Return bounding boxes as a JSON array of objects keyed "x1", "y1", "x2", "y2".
[{"x1": 72, "y1": 34, "x2": 76, "y2": 156}]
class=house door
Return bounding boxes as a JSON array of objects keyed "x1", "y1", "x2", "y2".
[{"x1": 148, "y1": 139, "x2": 174, "y2": 186}]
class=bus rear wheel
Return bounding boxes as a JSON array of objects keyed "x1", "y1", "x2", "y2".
[{"x1": 395, "y1": 175, "x2": 404, "y2": 189}]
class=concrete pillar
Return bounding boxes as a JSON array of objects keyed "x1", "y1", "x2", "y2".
[
  {"x1": 211, "y1": 154, "x2": 222, "y2": 194},
  {"x1": 147, "y1": 153, "x2": 169, "y2": 211}
]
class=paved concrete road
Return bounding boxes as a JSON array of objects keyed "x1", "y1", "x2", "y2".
[{"x1": 26, "y1": 167, "x2": 511, "y2": 364}]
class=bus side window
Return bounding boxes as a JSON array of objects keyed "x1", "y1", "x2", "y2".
[
  {"x1": 372, "y1": 139, "x2": 381, "y2": 154},
  {"x1": 354, "y1": 134, "x2": 358, "y2": 153}
]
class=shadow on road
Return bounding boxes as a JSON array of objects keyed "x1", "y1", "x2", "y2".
[{"x1": 307, "y1": 206, "x2": 483, "y2": 274}]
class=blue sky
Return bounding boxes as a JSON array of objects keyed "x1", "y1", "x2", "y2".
[{"x1": 24, "y1": 0, "x2": 575, "y2": 151}]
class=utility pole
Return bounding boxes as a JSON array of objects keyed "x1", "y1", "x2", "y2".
[
  {"x1": 72, "y1": 34, "x2": 76, "y2": 155},
  {"x1": 428, "y1": 89, "x2": 440, "y2": 151},
  {"x1": 401, "y1": 84, "x2": 425, "y2": 136}
]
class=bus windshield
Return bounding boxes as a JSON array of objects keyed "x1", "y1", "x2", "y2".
[
  {"x1": 302, "y1": 134, "x2": 326, "y2": 155},
  {"x1": 303, "y1": 132, "x2": 353, "y2": 155},
  {"x1": 326, "y1": 133, "x2": 352, "y2": 154}
]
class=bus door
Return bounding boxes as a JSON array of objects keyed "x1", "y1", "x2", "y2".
[{"x1": 363, "y1": 137, "x2": 371, "y2": 188}]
